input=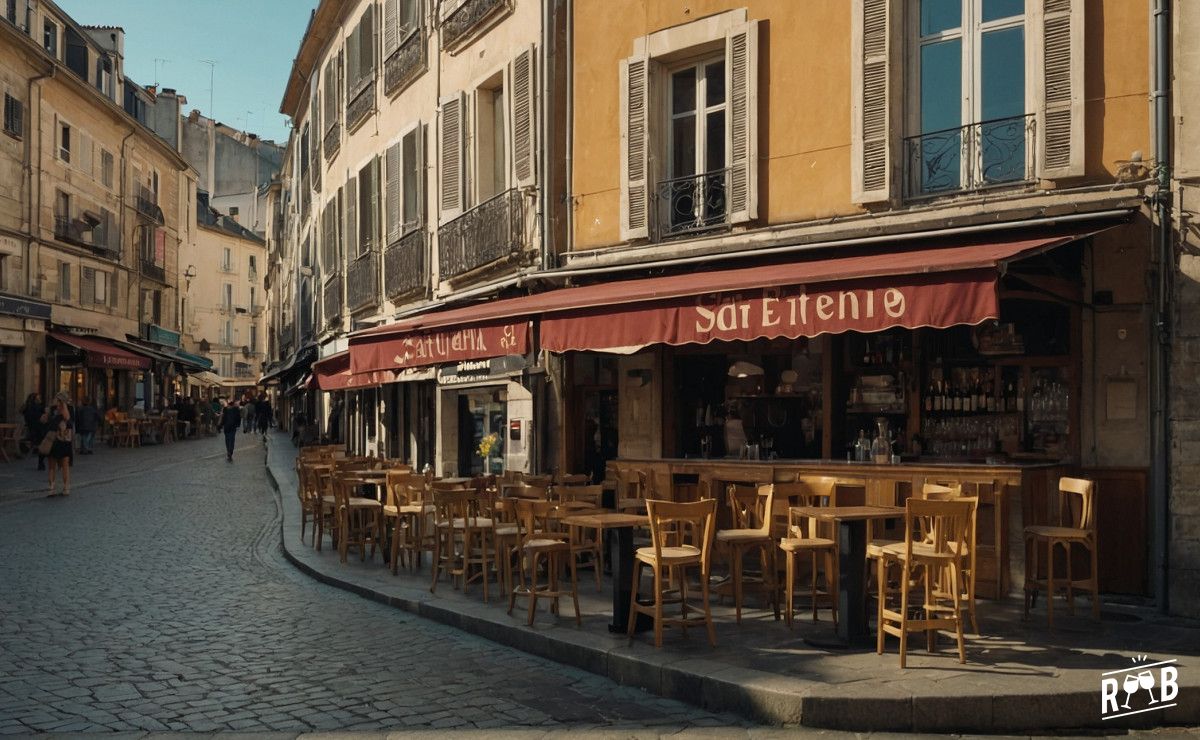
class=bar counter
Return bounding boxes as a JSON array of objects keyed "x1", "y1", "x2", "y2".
[{"x1": 610, "y1": 456, "x2": 1071, "y2": 599}]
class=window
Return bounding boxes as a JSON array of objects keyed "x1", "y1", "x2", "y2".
[
  {"x1": 100, "y1": 149, "x2": 113, "y2": 188},
  {"x1": 619, "y1": 13, "x2": 758, "y2": 240},
  {"x1": 58, "y1": 122, "x2": 70, "y2": 162},
  {"x1": 43, "y1": 18, "x2": 56, "y2": 57},
  {"x1": 357, "y1": 158, "x2": 380, "y2": 254},
  {"x1": 386, "y1": 123, "x2": 425, "y2": 244},
  {"x1": 59, "y1": 261, "x2": 71, "y2": 301},
  {"x1": 906, "y1": 0, "x2": 1029, "y2": 196},
  {"x1": 3, "y1": 93, "x2": 22, "y2": 138}
]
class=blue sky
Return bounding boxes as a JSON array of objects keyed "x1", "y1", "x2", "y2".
[{"x1": 58, "y1": 0, "x2": 318, "y2": 144}]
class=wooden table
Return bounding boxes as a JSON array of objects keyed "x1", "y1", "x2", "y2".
[
  {"x1": 0, "y1": 423, "x2": 19, "y2": 462},
  {"x1": 560, "y1": 512, "x2": 649, "y2": 633},
  {"x1": 792, "y1": 504, "x2": 905, "y2": 648}
]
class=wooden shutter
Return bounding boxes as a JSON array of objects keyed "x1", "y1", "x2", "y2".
[
  {"x1": 726, "y1": 21, "x2": 758, "y2": 224},
  {"x1": 851, "y1": 0, "x2": 894, "y2": 204},
  {"x1": 346, "y1": 175, "x2": 358, "y2": 257},
  {"x1": 386, "y1": 141, "x2": 401, "y2": 244},
  {"x1": 384, "y1": 0, "x2": 400, "y2": 56},
  {"x1": 510, "y1": 45, "x2": 536, "y2": 188},
  {"x1": 439, "y1": 92, "x2": 465, "y2": 222},
  {"x1": 619, "y1": 54, "x2": 650, "y2": 240},
  {"x1": 81, "y1": 266, "x2": 95, "y2": 304},
  {"x1": 1036, "y1": 0, "x2": 1084, "y2": 179}
]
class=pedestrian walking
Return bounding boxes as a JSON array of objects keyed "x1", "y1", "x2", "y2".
[
  {"x1": 219, "y1": 400, "x2": 241, "y2": 462},
  {"x1": 45, "y1": 392, "x2": 74, "y2": 497},
  {"x1": 20, "y1": 393, "x2": 46, "y2": 470},
  {"x1": 255, "y1": 393, "x2": 272, "y2": 435},
  {"x1": 74, "y1": 396, "x2": 101, "y2": 455},
  {"x1": 241, "y1": 397, "x2": 255, "y2": 433}
]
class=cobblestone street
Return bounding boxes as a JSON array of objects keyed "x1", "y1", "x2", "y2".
[{"x1": 0, "y1": 437, "x2": 745, "y2": 734}]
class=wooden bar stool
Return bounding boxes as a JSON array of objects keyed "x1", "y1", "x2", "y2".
[{"x1": 1023, "y1": 476, "x2": 1099, "y2": 628}]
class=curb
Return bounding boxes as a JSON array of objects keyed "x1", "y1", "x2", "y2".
[{"x1": 261, "y1": 445, "x2": 1199, "y2": 732}]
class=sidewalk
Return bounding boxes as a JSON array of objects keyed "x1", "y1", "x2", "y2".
[{"x1": 263, "y1": 433, "x2": 1199, "y2": 732}]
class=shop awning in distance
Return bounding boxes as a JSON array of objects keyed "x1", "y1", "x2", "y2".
[
  {"x1": 349, "y1": 230, "x2": 1108, "y2": 371},
  {"x1": 48, "y1": 331, "x2": 151, "y2": 370}
]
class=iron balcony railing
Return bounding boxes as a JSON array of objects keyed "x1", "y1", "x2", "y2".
[
  {"x1": 346, "y1": 250, "x2": 379, "y2": 313},
  {"x1": 322, "y1": 276, "x2": 342, "y2": 328},
  {"x1": 385, "y1": 30, "x2": 425, "y2": 95},
  {"x1": 653, "y1": 168, "x2": 731, "y2": 241},
  {"x1": 346, "y1": 77, "x2": 376, "y2": 132},
  {"x1": 443, "y1": 0, "x2": 504, "y2": 47},
  {"x1": 438, "y1": 188, "x2": 526, "y2": 280},
  {"x1": 323, "y1": 122, "x2": 341, "y2": 161},
  {"x1": 385, "y1": 227, "x2": 426, "y2": 300},
  {"x1": 904, "y1": 113, "x2": 1035, "y2": 200}
]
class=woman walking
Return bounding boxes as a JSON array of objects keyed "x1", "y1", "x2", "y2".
[{"x1": 46, "y1": 392, "x2": 74, "y2": 497}]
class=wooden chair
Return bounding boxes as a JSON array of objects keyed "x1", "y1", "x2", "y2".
[
  {"x1": 508, "y1": 498, "x2": 581, "y2": 627},
  {"x1": 877, "y1": 498, "x2": 972, "y2": 668},
  {"x1": 777, "y1": 480, "x2": 838, "y2": 627},
  {"x1": 1024, "y1": 476, "x2": 1099, "y2": 628},
  {"x1": 628, "y1": 498, "x2": 717, "y2": 648},
  {"x1": 715, "y1": 483, "x2": 779, "y2": 623},
  {"x1": 560, "y1": 484, "x2": 605, "y2": 591}
]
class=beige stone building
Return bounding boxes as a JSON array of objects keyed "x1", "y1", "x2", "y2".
[{"x1": 0, "y1": 0, "x2": 197, "y2": 420}]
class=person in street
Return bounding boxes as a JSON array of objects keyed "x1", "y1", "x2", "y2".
[
  {"x1": 46, "y1": 392, "x2": 74, "y2": 497},
  {"x1": 74, "y1": 396, "x2": 101, "y2": 455},
  {"x1": 255, "y1": 393, "x2": 272, "y2": 435},
  {"x1": 21, "y1": 392, "x2": 46, "y2": 470},
  {"x1": 219, "y1": 399, "x2": 241, "y2": 462},
  {"x1": 241, "y1": 396, "x2": 255, "y2": 433}
]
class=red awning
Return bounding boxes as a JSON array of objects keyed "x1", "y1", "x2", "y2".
[
  {"x1": 49, "y1": 331, "x2": 151, "y2": 370},
  {"x1": 312, "y1": 351, "x2": 397, "y2": 391},
  {"x1": 349, "y1": 232, "x2": 1095, "y2": 370}
]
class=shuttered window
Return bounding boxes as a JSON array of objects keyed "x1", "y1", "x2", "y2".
[
  {"x1": 510, "y1": 46, "x2": 535, "y2": 188},
  {"x1": 439, "y1": 92, "x2": 465, "y2": 222}
]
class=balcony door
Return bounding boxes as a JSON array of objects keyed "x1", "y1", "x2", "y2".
[
  {"x1": 664, "y1": 58, "x2": 727, "y2": 236},
  {"x1": 909, "y1": 0, "x2": 1028, "y2": 196}
]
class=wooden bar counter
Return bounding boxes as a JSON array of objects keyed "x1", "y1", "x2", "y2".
[{"x1": 610, "y1": 456, "x2": 1069, "y2": 599}]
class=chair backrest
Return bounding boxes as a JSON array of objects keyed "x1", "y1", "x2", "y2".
[
  {"x1": 903, "y1": 498, "x2": 972, "y2": 561},
  {"x1": 726, "y1": 483, "x2": 772, "y2": 534},
  {"x1": 645, "y1": 498, "x2": 716, "y2": 570},
  {"x1": 1059, "y1": 476, "x2": 1096, "y2": 533}
]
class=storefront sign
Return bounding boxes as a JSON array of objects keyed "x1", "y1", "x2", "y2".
[
  {"x1": 145, "y1": 324, "x2": 181, "y2": 348},
  {"x1": 351, "y1": 321, "x2": 529, "y2": 374},
  {"x1": 542, "y1": 272, "x2": 998, "y2": 352},
  {"x1": 0, "y1": 293, "x2": 52, "y2": 320},
  {"x1": 436, "y1": 355, "x2": 527, "y2": 386}
]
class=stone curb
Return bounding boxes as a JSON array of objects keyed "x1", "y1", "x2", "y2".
[{"x1": 261, "y1": 441, "x2": 1199, "y2": 732}]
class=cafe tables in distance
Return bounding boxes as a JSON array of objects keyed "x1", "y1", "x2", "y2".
[
  {"x1": 790, "y1": 504, "x2": 905, "y2": 648},
  {"x1": 559, "y1": 511, "x2": 649, "y2": 633}
]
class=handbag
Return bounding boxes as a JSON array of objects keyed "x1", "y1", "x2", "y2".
[{"x1": 37, "y1": 431, "x2": 56, "y2": 456}]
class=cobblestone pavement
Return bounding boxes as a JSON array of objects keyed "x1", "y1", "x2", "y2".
[{"x1": 0, "y1": 435, "x2": 746, "y2": 734}]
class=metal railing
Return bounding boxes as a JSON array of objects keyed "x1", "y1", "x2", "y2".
[
  {"x1": 903, "y1": 114, "x2": 1035, "y2": 200},
  {"x1": 443, "y1": 0, "x2": 504, "y2": 47},
  {"x1": 652, "y1": 168, "x2": 731, "y2": 241},
  {"x1": 346, "y1": 250, "x2": 379, "y2": 313},
  {"x1": 385, "y1": 227, "x2": 425, "y2": 300},
  {"x1": 385, "y1": 30, "x2": 425, "y2": 95},
  {"x1": 346, "y1": 77, "x2": 376, "y2": 132},
  {"x1": 438, "y1": 188, "x2": 526, "y2": 280},
  {"x1": 322, "y1": 276, "x2": 342, "y2": 328}
]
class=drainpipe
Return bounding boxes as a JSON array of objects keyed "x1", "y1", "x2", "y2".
[
  {"x1": 1150, "y1": 0, "x2": 1172, "y2": 614},
  {"x1": 25, "y1": 62, "x2": 54, "y2": 298}
]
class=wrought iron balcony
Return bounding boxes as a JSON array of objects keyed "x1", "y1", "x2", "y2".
[
  {"x1": 385, "y1": 227, "x2": 426, "y2": 300},
  {"x1": 346, "y1": 77, "x2": 376, "y2": 132},
  {"x1": 140, "y1": 258, "x2": 166, "y2": 283},
  {"x1": 652, "y1": 168, "x2": 730, "y2": 241},
  {"x1": 346, "y1": 250, "x2": 379, "y2": 313},
  {"x1": 135, "y1": 186, "x2": 163, "y2": 224},
  {"x1": 385, "y1": 31, "x2": 425, "y2": 95},
  {"x1": 438, "y1": 189, "x2": 527, "y2": 280},
  {"x1": 904, "y1": 114, "x2": 1035, "y2": 200},
  {"x1": 322, "y1": 276, "x2": 342, "y2": 329},
  {"x1": 323, "y1": 122, "x2": 341, "y2": 161},
  {"x1": 443, "y1": 0, "x2": 505, "y2": 47}
]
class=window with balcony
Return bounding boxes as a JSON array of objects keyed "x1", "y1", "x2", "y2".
[
  {"x1": 619, "y1": 12, "x2": 758, "y2": 241},
  {"x1": 3, "y1": 93, "x2": 22, "y2": 139},
  {"x1": 904, "y1": 0, "x2": 1031, "y2": 198}
]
